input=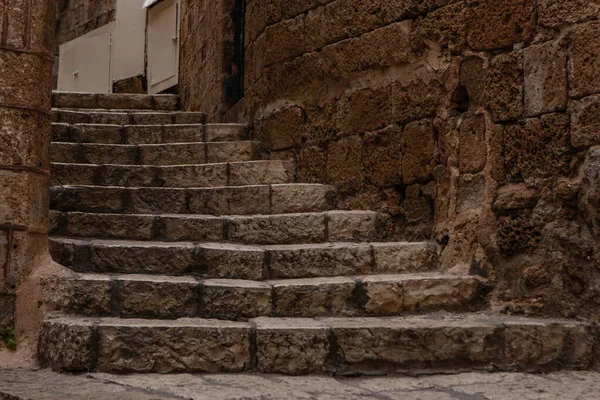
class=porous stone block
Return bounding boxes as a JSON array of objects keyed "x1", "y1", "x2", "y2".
[
  {"x1": 467, "y1": 0, "x2": 534, "y2": 51},
  {"x1": 571, "y1": 94, "x2": 600, "y2": 147},
  {"x1": 200, "y1": 279, "x2": 272, "y2": 319},
  {"x1": 402, "y1": 276, "x2": 482, "y2": 312},
  {"x1": 327, "y1": 211, "x2": 383, "y2": 242},
  {"x1": 401, "y1": 119, "x2": 436, "y2": 185},
  {"x1": 569, "y1": 22, "x2": 600, "y2": 98},
  {"x1": 326, "y1": 135, "x2": 364, "y2": 188},
  {"x1": 0, "y1": 108, "x2": 51, "y2": 169},
  {"x1": 42, "y1": 275, "x2": 112, "y2": 316},
  {"x1": 493, "y1": 184, "x2": 540, "y2": 211},
  {"x1": 459, "y1": 115, "x2": 487, "y2": 174},
  {"x1": 271, "y1": 184, "x2": 334, "y2": 214},
  {"x1": 485, "y1": 51, "x2": 523, "y2": 122},
  {"x1": 538, "y1": 0, "x2": 597, "y2": 28},
  {"x1": 524, "y1": 41, "x2": 567, "y2": 116},
  {"x1": 254, "y1": 318, "x2": 330, "y2": 374},
  {"x1": 362, "y1": 125, "x2": 402, "y2": 187},
  {"x1": 372, "y1": 242, "x2": 437, "y2": 274}
]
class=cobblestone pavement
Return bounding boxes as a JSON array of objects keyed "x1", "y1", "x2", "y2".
[{"x1": 0, "y1": 369, "x2": 599, "y2": 399}]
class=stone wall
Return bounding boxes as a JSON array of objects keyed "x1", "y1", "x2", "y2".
[
  {"x1": 179, "y1": 0, "x2": 242, "y2": 119},
  {"x1": 228, "y1": 0, "x2": 600, "y2": 320},
  {"x1": 0, "y1": 0, "x2": 56, "y2": 355},
  {"x1": 56, "y1": 0, "x2": 116, "y2": 45}
]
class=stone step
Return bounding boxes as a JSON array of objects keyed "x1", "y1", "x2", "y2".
[
  {"x1": 52, "y1": 123, "x2": 247, "y2": 144},
  {"x1": 38, "y1": 313, "x2": 594, "y2": 374},
  {"x1": 52, "y1": 110, "x2": 207, "y2": 125},
  {"x1": 50, "y1": 184, "x2": 335, "y2": 215},
  {"x1": 52, "y1": 91, "x2": 180, "y2": 110},
  {"x1": 42, "y1": 273, "x2": 487, "y2": 320},
  {"x1": 51, "y1": 141, "x2": 260, "y2": 165},
  {"x1": 51, "y1": 160, "x2": 295, "y2": 188},
  {"x1": 50, "y1": 211, "x2": 385, "y2": 244},
  {"x1": 49, "y1": 238, "x2": 437, "y2": 279}
]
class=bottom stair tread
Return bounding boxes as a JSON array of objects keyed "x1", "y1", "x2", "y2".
[{"x1": 39, "y1": 313, "x2": 594, "y2": 374}]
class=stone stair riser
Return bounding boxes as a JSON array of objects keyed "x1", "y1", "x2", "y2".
[
  {"x1": 51, "y1": 160, "x2": 295, "y2": 188},
  {"x1": 52, "y1": 123, "x2": 247, "y2": 144},
  {"x1": 49, "y1": 240, "x2": 437, "y2": 279},
  {"x1": 50, "y1": 211, "x2": 384, "y2": 244},
  {"x1": 42, "y1": 275, "x2": 486, "y2": 319},
  {"x1": 39, "y1": 316, "x2": 594, "y2": 374},
  {"x1": 50, "y1": 184, "x2": 335, "y2": 215},
  {"x1": 53, "y1": 110, "x2": 207, "y2": 125},
  {"x1": 51, "y1": 142, "x2": 259, "y2": 165},
  {"x1": 52, "y1": 92, "x2": 180, "y2": 110}
]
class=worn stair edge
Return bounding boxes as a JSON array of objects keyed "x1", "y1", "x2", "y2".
[
  {"x1": 50, "y1": 184, "x2": 336, "y2": 215},
  {"x1": 51, "y1": 160, "x2": 295, "y2": 188},
  {"x1": 48, "y1": 239, "x2": 438, "y2": 279},
  {"x1": 51, "y1": 141, "x2": 260, "y2": 166},
  {"x1": 52, "y1": 123, "x2": 248, "y2": 144},
  {"x1": 52, "y1": 92, "x2": 180, "y2": 111},
  {"x1": 49, "y1": 210, "x2": 385, "y2": 244},
  {"x1": 38, "y1": 313, "x2": 595, "y2": 374},
  {"x1": 52, "y1": 110, "x2": 207, "y2": 125},
  {"x1": 42, "y1": 273, "x2": 486, "y2": 320}
]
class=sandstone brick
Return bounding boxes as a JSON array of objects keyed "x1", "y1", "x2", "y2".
[
  {"x1": 404, "y1": 185, "x2": 432, "y2": 223},
  {"x1": 305, "y1": 5, "x2": 347, "y2": 51},
  {"x1": 350, "y1": 86, "x2": 392, "y2": 134},
  {"x1": 467, "y1": 0, "x2": 534, "y2": 51},
  {"x1": 485, "y1": 51, "x2": 523, "y2": 122},
  {"x1": 264, "y1": 15, "x2": 306, "y2": 66},
  {"x1": 257, "y1": 105, "x2": 305, "y2": 151},
  {"x1": 504, "y1": 113, "x2": 571, "y2": 181},
  {"x1": 569, "y1": 22, "x2": 600, "y2": 98},
  {"x1": 493, "y1": 184, "x2": 540, "y2": 212},
  {"x1": 459, "y1": 56, "x2": 487, "y2": 110},
  {"x1": 299, "y1": 145, "x2": 327, "y2": 183},
  {"x1": 362, "y1": 125, "x2": 402, "y2": 186},
  {"x1": 571, "y1": 95, "x2": 600, "y2": 147},
  {"x1": 255, "y1": 317, "x2": 330, "y2": 374},
  {"x1": 401, "y1": 119, "x2": 436, "y2": 185},
  {"x1": 459, "y1": 115, "x2": 487, "y2": 174},
  {"x1": 524, "y1": 41, "x2": 567, "y2": 116}
]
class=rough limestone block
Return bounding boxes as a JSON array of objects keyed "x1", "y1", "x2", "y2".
[
  {"x1": 130, "y1": 112, "x2": 173, "y2": 125},
  {"x1": 161, "y1": 125, "x2": 205, "y2": 143},
  {"x1": 118, "y1": 276, "x2": 199, "y2": 319},
  {"x1": 70, "y1": 124, "x2": 122, "y2": 144},
  {"x1": 200, "y1": 279, "x2": 272, "y2": 319},
  {"x1": 42, "y1": 275, "x2": 112, "y2": 316},
  {"x1": 485, "y1": 51, "x2": 524, "y2": 122},
  {"x1": 524, "y1": 40, "x2": 567, "y2": 116},
  {"x1": 271, "y1": 277, "x2": 358, "y2": 317},
  {"x1": 138, "y1": 143, "x2": 206, "y2": 165},
  {"x1": 227, "y1": 213, "x2": 327, "y2": 245},
  {"x1": 57, "y1": 212, "x2": 155, "y2": 240},
  {"x1": 360, "y1": 275, "x2": 404, "y2": 315},
  {"x1": 569, "y1": 22, "x2": 600, "y2": 98},
  {"x1": 129, "y1": 188, "x2": 187, "y2": 214},
  {"x1": 205, "y1": 124, "x2": 247, "y2": 142},
  {"x1": 268, "y1": 243, "x2": 373, "y2": 279},
  {"x1": 372, "y1": 242, "x2": 437, "y2": 274},
  {"x1": 402, "y1": 276, "x2": 482, "y2": 312},
  {"x1": 206, "y1": 141, "x2": 258, "y2": 163},
  {"x1": 271, "y1": 184, "x2": 335, "y2": 214},
  {"x1": 254, "y1": 317, "x2": 330, "y2": 374},
  {"x1": 174, "y1": 112, "x2": 207, "y2": 125},
  {"x1": 159, "y1": 215, "x2": 224, "y2": 241},
  {"x1": 327, "y1": 211, "x2": 383, "y2": 242},
  {"x1": 97, "y1": 319, "x2": 251, "y2": 373},
  {"x1": 89, "y1": 112, "x2": 129, "y2": 125},
  {"x1": 157, "y1": 164, "x2": 228, "y2": 188},
  {"x1": 39, "y1": 317, "x2": 95, "y2": 372},
  {"x1": 195, "y1": 244, "x2": 265, "y2": 280},
  {"x1": 571, "y1": 94, "x2": 600, "y2": 147},
  {"x1": 228, "y1": 160, "x2": 294, "y2": 186}
]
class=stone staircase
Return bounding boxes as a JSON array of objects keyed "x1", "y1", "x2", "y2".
[{"x1": 39, "y1": 92, "x2": 595, "y2": 375}]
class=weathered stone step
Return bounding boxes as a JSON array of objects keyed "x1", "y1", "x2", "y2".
[
  {"x1": 51, "y1": 160, "x2": 295, "y2": 188},
  {"x1": 42, "y1": 273, "x2": 486, "y2": 320},
  {"x1": 50, "y1": 184, "x2": 335, "y2": 215},
  {"x1": 52, "y1": 91, "x2": 180, "y2": 110},
  {"x1": 52, "y1": 123, "x2": 247, "y2": 144},
  {"x1": 49, "y1": 238, "x2": 437, "y2": 279},
  {"x1": 50, "y1": 210, "x2": 384, "y2": 244},
  {"x1": 51, "y1": 141, "x2": 260, "y2": 165},
  {"x1": 39, "y1": 313, "x2": 593, "y2": 374},
  {"x1": 52, "y1": 110, "x2": 207, "y2": 125}
]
